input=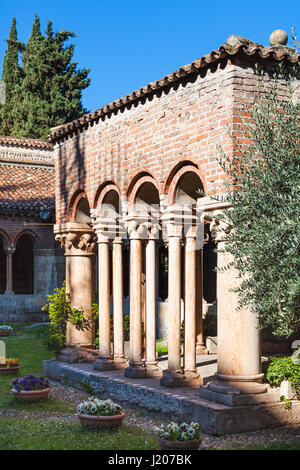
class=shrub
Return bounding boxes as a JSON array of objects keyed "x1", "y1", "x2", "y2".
[
  {"x1": 42, "y1": 282, "x2": 92, "y2": 352},
  {"x1": 266, "y1": 355, "x2": 300, "y2": 395},
  {"x1": 93, "y1": 313, "x2": 130, "y2": 349}
]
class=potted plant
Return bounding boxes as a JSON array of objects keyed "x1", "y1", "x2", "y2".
[
  {"x1": 77, "y1": 397, "x2": 125, "y2": 429},
  {"x1": 156, "y1": 421, "x2": 202, "y2": 450},
  {"x1": 11, "y1": 375, "x2": 51, "y2": 402},
  {"x1": 0, "y1": 325, "x2": 13, "y2": 337},
  {"x1": 0, "y1": 358, "x2": 20, "y2": 375}
]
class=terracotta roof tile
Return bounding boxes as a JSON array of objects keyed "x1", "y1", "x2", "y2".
[
  {"x1": 0, "y1": 164, "x2": 55, "y2": 214},
  {"x1": 50, "y1": 42, "x2": 299, "y2": 142},
  {"x1": 0, "y1": 136, "x2": 53, "y2": 150}
]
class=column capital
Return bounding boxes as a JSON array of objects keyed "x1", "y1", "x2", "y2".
[
  {"x1": 203, "y1": 210, "x2": 232, "y2": 244},
  {"x1": 54, "y1": 222, "x2": 96, "y2": 256},
  {"x1": 125, "y1": 213, "x2": 160, "y2": 240},
  {"x1": 4, "y1": 244, "x2": 15, "y2": 256},
  {"x1": 93, "y1": 217, "x2": 126, "y2": 243},
  {"x1": 162, "y1": 205, "x2": 203, "y2": 246}
]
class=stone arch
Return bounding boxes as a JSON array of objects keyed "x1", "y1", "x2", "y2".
[
  {"x1": 163, "y1": 161, "x2": 206, "y2": 206},
  {"x1": 93, "y1": 181, "x2": 122, "y2": 218},
  {"x1": 68, "y1": 189, "x2": 92, "y2": 223},
  {"x1": 14, "y1": 229, "x2": 40, "y2": 249},
  {"x1": 127, "y1": 173, "x2": 160, "y2": 212},
  {"x1": 0, "y1": 228, "x2": 11, "y2": 248}
]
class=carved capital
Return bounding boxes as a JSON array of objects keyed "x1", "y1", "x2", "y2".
[
  {"x1": 54, "y1": 223, "x2": 96, "y2": 256},
  {"x1": 93, "y1": 217, "x2": 126, "y2": 243},
  {"x1": 208, "y1": 210, "x2": 232, "y2": 244},
  {"x1": 5, "y1": 245, "x2": 16, "y2": 256},
  {"x1": 125, "y1": 213, "x2": 160, "y2": 240}
]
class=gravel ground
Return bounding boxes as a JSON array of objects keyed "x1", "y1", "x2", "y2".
[{"x1": 1, "y1": 382, "x2": 299, "y2": 449}]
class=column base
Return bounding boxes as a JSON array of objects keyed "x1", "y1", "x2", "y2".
[
  {"x1": 93, "y1": 356, "x2": 115, "y2": 371},
  {"x1": 196, "y1": 343, "x2": 209, "y2": 355},
  {"x1": 144, "y1": 361, "x2": 163, "y2": 378},
  {"x1": 56, "y1": 345, "x2": 98, "y2": 363},
  {"x1": 199, "y1": 373, "x2": 278, "y2": 407},
  {"x1": 160, "y1": 369, "x2": 202, "y2": 387},
  {"x1": 124, "y1": 362, "x2": 148, "y2": 378},
  {"x1": 112, "y1": 356, "x2": 128, "y2": 370}
]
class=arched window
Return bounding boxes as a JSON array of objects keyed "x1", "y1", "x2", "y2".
[
  {"x1": 0, "y1": 236, "x2": 6, "y2": 294},
  {"x1": 13, "y1": 234, "x2": 34, "y2": 294}
]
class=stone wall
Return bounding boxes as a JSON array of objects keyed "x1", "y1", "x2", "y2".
[{"x1": 0, "y1": 248, "x2": 65, "y2": 322}]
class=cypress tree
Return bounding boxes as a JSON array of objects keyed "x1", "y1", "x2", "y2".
[
  {"x1": 0, "y1": 17, "x2": 23, "y2": 135},
  {"x1": 12, "y1": 14, "x2": 90, "y2": 139}
]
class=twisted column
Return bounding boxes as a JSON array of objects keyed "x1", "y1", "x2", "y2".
[{"x1": 55, "y1": 223, "x2": 96, "y2": 346}]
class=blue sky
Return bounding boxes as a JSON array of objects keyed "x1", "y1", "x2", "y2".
[{"x1": 1, "y1": 0, "x2": 299, "y2": 113}]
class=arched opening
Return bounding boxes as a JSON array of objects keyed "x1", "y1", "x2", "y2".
[
  {"x1": 135, "y1": 181, "x2": 160, "y2": 213},
  {"x1": 75, "y1": 197, "x2": 92, "y2": 224},
  {"x1": 0, "y1": 236, "x2": 7, "y2": 294},
  {"x1": 174, "y1": 170, "x2": 204, "y2": 205},
  {"x1": 13, "y1": 234, "x2": 34, "y2": 294},
  {"x1": 100, "y1": 189, "x2": 123, "y2": 297},
  {"x1": 203, "y1": 227, "x2": 217, "y2": 303}
]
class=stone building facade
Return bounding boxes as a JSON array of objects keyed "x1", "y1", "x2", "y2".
[
  {"x1": 0, "y1": 136, "x2": 65, "y2": 322},
  {"x1": 51, "y1": 37, "x2": 299, "y2": 399}
]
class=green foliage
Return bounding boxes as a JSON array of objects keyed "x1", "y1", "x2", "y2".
[
  {"x1": 0, "y1": 17, "x2": 23, "y2": 135},
  {"x1": 42, "y1": 282, "x2": 91, "y2": 352},
  {"x1": 216, "y1": 59, "x2": 300, "y2": 337},
  {"x1": 266, "y1": 355, "x2": 300, "y2": 394},
  {"x1": 0, "y1": 14, "x2": 90, "y2": 139},
  {"x1": 93, "y1": 313, "x2": 130, "y2": 349},
  {"x1": 280, "y1": 395, "x2": 292, "y2": 410}
]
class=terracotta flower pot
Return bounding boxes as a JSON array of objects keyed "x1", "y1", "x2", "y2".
[
  {"x1": 0, "y1": 331, "x2": 11, "y2": 337},
  {"x1": 157, "y1": 437, "x2": 202, "y2": 450},
  {"x1": 0, "y1": 366, "x2": 20, "y2": 376},
  {"x1": 11, "y1": 387, "x2": 52, "y2": 402},
  {"x1": 78, "y1": 412, "x2": 125, "y2": 429}
]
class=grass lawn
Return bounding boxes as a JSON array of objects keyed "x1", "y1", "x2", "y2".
[
  {"x1": 0, "y1": 418, "x2": 158, "y2": 450},
  {"x1": 0, "y1": 324, "x2": 158, "y2": 450},
  {"x1": 0, "y1": 324, "x2": 298, "y2": 451}
]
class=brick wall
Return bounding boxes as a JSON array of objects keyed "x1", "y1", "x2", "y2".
[{"x1": 53, "y1": 56, "x2": 291, "y2": 221}]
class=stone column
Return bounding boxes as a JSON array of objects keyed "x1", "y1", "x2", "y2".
[
  {"x1": 93, "y1": 230, "x2": 114, "y2": 370},
  {"x1": 55, "y1": 223, "x2": 96, "y2": 346},
  {"x1": 4, "y1": 245, "x2": 15, "y2": 295},
  {"x1": 145, "y1": 224, "x2": 162, "y2": 377},
  {"x1": 160, "y1": 207, "x2": 185, "y2": 387},
  {"x1": 195, "y1": 247, "x2": 208, "y2": 354},
  {"x1": 112, "y1": 237, "x2": 127, "y2": 368},
  {"x1": 124, "y1": 217, "x2": 147, "y2": 378},
  {"x1": 184, "y1": 228, "x2": 202, "y2": 385},
  {"x1": 199, "y1": 212, "x2": 267, "y2": 405}
]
